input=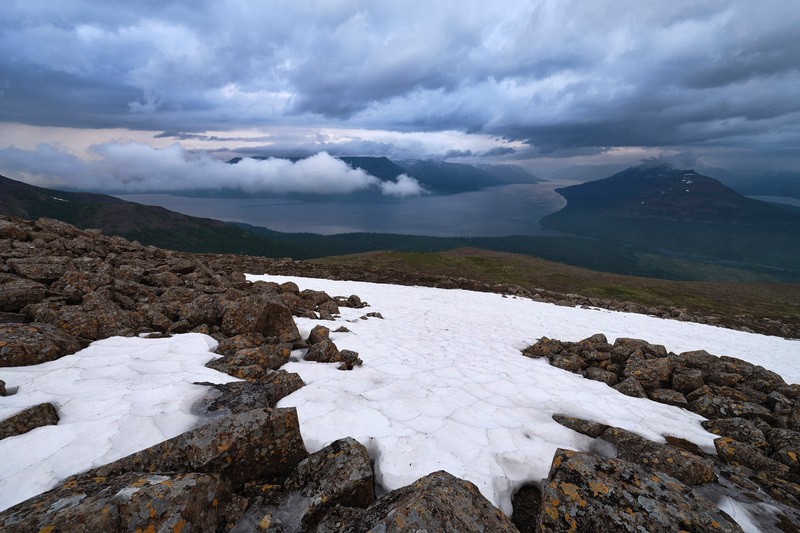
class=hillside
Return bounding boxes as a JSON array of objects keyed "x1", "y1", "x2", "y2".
[{"x1": 541, "y1": 164, "x2": 800, "y2": 272}]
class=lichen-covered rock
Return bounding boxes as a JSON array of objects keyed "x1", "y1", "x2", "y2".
[
  {"x1": 671, "y1": 368, "x2": 704, "y2": 394},
  {"x1": 0, "y1": 323, "x2": 81, "y2": 366},
  {"x1": 304, "y1": 339, "x2": 361, "y2": 370},
  {"x1": 549, "y1": 353, "x2": 585, "y2": 373},
  {"x1": 613, "y1": 376, "x2": 647, "y2": 398},
  {"x1": 701, "y1": 418, "x2": 769, "y2": 449},
  {"x1": 7, "y1": 256, "x2": 75, "y2": 283},
  {"x1": 0, "y1": 471, "x2": 228, "y2": 533},
  {"x1": 348, "y1": 470, "x2": 518, "y2": 532},
  {"x1": 714, "y1": 437, "x2": 792, "y2": 480},
  {"x1": 308, "y1": 325, "x2": 331, "y2": 345},
  {"x1": 229, "y1": 344, "x2": 292, "y2": 370},
  {"x1": 613, "y1": 337, "x2": 668, "y2": 358},
  {"x1": 284, "y1": 437, "x2": 375, "y2": 528},
  {"x1": 691, "y1": 393, "x2": 774, "y2": 423},
  {"x1": 600, "y1": 427, "x2": 715, "y2": 486},
  {"x1": 0, "y1": 402, "x2": 59, "y2": 440},
  {"x1": 521, "y1": 337, "x2": 563, "y2": 359},
  {"x1": 0, "y1": 274, "x2": 46, "y2": 312},
  {"x1": 537, "y1": 449, "x2": 742, "y2": 532},
  {"x1": 623, "y1": 356, "x2": 674, "y2": 391},
  {"x1": 648, "y1": 388, "x2": 689, "y2": 409},
  {"x1": 90, "y1": 408, "x2": 308, "y2": 487},
  {"x1": 200, "y1": 371, "x2": 305, "y2": 413},
  {"x1": 583, "y1": 366, "x2": 618, "y2": 386},
  {"x1": 221, "y1": 293, "x2": 300, "y2": 343},
  {"x1": 551, "y1": 414, "x2": 609, "y2": 438},
  {"x1": 216, "y1": 333, "x2": 269, "y2": 356}
]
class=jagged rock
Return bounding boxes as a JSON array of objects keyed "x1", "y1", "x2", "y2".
[
  {"x1": 522, "y1": 337, "x2": 563, "y2": 359},
  {"x1": 613, "y1": 376, "x2": 648, "y2": 398},
  {"x1": 315, "y1": 507, "x2": 365, "y2": 532},
  {"x1": 671, "y1": 368, "x2": 704, "y2": 394},
  {"x1": 318, "y1": 300, "x2": 340, "y2": 315},
  {"x1": 200, "y1": 372, "x2": 305, "y2": 413},
  {"x1": 767, "y1": 429, "x2": 800, "y2": 476},
  {"x1": 308, "y1": 325, "x2": 331, "y2": 345},
  {"x1": 284, "y1": 437, "x2": 375, "y2": 528},
  {"x1": 511, "y1": 485, "x2": 541, "y2": 533},
  {"x1": 226, "y1": 344, "x2": 292, "y2": 370},
  {"x1": 6, "y1": 256, "x2": 75, "y2": 283},
  {"x1": 0, "y1": 402, "x2": 59, "y2": 440},
  {"x1": 334, "y1": 326, "x2": 350, "y2": 333},
  {"x1": 701, "y1": 418, "x2": 770, "y2": 449},
  {"x1": 677, "y1": 349, "x2": 719, "y2": 369},
  {"x1": 90, "y1": 408, "x2": 308, "y2": 487},
  {"x1": 222, "y1": 293, "x2": 300, "y2": 343},
  {"x1": 0, "y1": 274, "x2": 46, "y2": 312},
  {"x1": 0, "y1": 471, "x2": 229, "y2": 533},
  {"x1": 648, "y1": 389, "x2": 689, "y2": 408},
  {"x1": 613, "y1": 337, "x2": 668, "y2": 358},
  {"x1": 552, "y1": 414, "x2": 609, "y2": 438},
  {"x1": 0, "y1": 323, "x2": 81, "y2": 366},
  {"x1": 583, "y1": 366, "x2": 618, "y2": 386},
  {"x1": 715, "y1": 437, "x2": 793, "y2": 481},
  {"x1": 691, "y1": 393, "x2": 775, "y2": 423},
  {"x1": 348, "y1": 470, "x2": 519, "y2": 532},
  {"x1": 216, "y1": 333, "x2": 269, "y2": 356},
  {"x1": 623, "y1": 356, "x2": 674, "y2": 391},
  {"x1": 0, "y1": 379, "x2": 5, "y2": 396},
  {"x1": 537, "y1": 449, "x2": 742, "y2": 532},
  {"x1": 338, "y1": 350, "x2": 363, "y2": 371},
  {"x1": 600, "y1": 427, "x2": 715, "y2": 486},
  {"x1": 304, "y1": 339, "x2": 362, "y2": 370}
]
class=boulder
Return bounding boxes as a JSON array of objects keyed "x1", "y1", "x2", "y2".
[
  {"x1": 0, "y1": 379, "x2": 5, "y2": 396},
  {"x1": 671, "y1": 368, "x2": 704, "y2": 395},
  {"x1": 0, "y1": 471, "x2": 228, "y2": 533},
  {"x1": 0, "y1": 323, "x2": 81, "y2": 366},
  {"x1": 714, "y1": 437, "x2": 792, "y2": 480},
  {"x1": 7, "y1": 256, "x2": 75, "y2": 283},
  {"x1": 648, "y1": 389, "x2": 689, "y2": 409},
  {"x1": 308, "y1": 325, "x2": 331, "y2": 345},
  {"x1": 90, "y1": 408, "x2": 308, "y2": 487},
  {"x1": 0, "y1": 402, "x2": 59, "y2": 440},
  {"x1": 284, "y1": 437, "x2": 375, "y2": 528},
  {"x1": 701, "y1": 418, "x2": 769, "y2": 449},
  {"x1": 600, "y1": 427, "x2": 715, "y2": 486},
  {"x1": 349, "y1": 470, "x2": 519, "y2": 532},
  {"x1": 0, "y1": 275, "x2": 46, "y2": 312},
  {"x1": 200, "y1": 371, "x2": 305, "y2": 413},
  {"x1": 522, "y1": 337, "x2": 563, "y2": 359},
  {"x1": 536, "y1": 449, "x2": 742, "y2": 532},
  {"x1": 279, "y1": 281, "x2": 300, "y2": 294},
  {"x1": 613, "y1": 377, "x2": 647, "y2": 398},
  {"x1": 766, "y1": 428, "x2": 800, "y2": 476},
  {"x1": 228, "y1": 344, "x2": 292, "y2": 370},
  {"x1": 549, "y1": 354, "x2": 585, "y2": 373},
  {"x1": 221, "y1": 293, "x2": 300, "y2": 343},
  {"x1": 583, "y1": 366, "x2": 618, "y2": 386},
  {"x1": 623, "y1": 357, "x2": 674, "y2": 391},
  {"x1": 216, "y1": 333, "x2": 269, "y2": 356},
  {"x1": 691, "y1": 394, "x2": 775, "y2": 424}
]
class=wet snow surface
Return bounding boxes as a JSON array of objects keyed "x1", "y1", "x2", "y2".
[{"x1": 0, "y1": 275, "x2": 798, "y2": 527}]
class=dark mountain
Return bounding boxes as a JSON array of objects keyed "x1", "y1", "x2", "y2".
[
  {"x1": 473, "y1": 164, "x2": 543, "y2": 184},
  {"x1": 715, "y1": 170, "x2": 800, "y2": 201},
  {"x1": 0, "y1": 174, "x2": 301, "y2": 257},
  {"x1": 393, "y1": 159, "x2": 501, "y2": 193},
  {"x1": 541, "y1": 164, "x2": 800, "y2": 271},
  {"x1": 338, "y1": 156, "x2": 408, "y2": 182}
]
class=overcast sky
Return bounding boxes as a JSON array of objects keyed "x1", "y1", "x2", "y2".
[{"x1": 1, "y1": 0, "x2": 798, "y2": 192}]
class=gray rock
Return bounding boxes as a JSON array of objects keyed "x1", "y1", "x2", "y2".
[
  {"x1": 701, "y1": 418, "x2": 769, "y2": 450},
  {"x1": 671, "y1": 368, "x2": 704, "y2": 394},
  {"x1": 199, "y1": 371, "x2": 305, "y2": 413},
  {"x1": 0, "y1": 275, "x2": 46, "y2": 312},
  {"x1": 613, "y1": 376, "x2": 648, "y2": 398},
  {"x1": 600, "y1": 427, "x2": 715, "y2": 486},
  {"x1": 284, "y1": 437, "x2": 375, "y2": 528},
  {"x1": 90, "y1": 408, "x2": 308, "y2": 487},
  {"x1": 348, "y1": 470, "x2": 519, "y2": 532},
  {"x1": 583, "y1": 366, "x2": 618, "y2": 386},
  {"x1": 308, "y1": 325, "x2": 331, "y2": 345},
  {"x1": 648, "y1": 389, "x2": 689, "y2": 409},
  {"x1": 0, "y1": 471, "x2": 228, "y2": 533},
  {"x1": 552, "y1": 414, "x2": 609, "y2": 438},
  {"x1": 537, "y1": 449, "x2": 742, "y2": 532}
]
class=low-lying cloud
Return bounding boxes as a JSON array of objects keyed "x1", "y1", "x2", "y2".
[{"x1": 0, "y1": 142, "x2": 426, "y2": 197}]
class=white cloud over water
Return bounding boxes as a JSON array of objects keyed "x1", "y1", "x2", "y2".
[{"x1": 0, "y1": 143, "x2": 425, "y2": 197}]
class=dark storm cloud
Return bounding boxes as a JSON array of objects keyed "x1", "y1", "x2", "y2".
[{"x1": 1, "y1": 0, "x2": 799, "y2": 167}]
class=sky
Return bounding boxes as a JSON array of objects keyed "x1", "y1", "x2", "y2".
[{"x1": 0, "y1": 0, "x2": 799, "y2": 194}]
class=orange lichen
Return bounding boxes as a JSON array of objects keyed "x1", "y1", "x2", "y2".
[
  {"x1": 587, "y1": 481, "x2": 609, "y2": 497},
  {"x1": 173, "y1": 519, "x2": 187, "y2": 533},
  {"x1": 560, "y1": 483, "x2": 587, "y2": 508}
]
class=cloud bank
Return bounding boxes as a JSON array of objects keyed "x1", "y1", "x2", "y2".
[{"x1": 0, "y1": 143, "x2": 425, "y2": 197}]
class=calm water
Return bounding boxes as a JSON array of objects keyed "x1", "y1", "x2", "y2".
[{"x1": 117, "y1": 180, "x2": 577, "y2": 237}]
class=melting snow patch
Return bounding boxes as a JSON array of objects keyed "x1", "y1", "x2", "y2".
[
  {"x1": 0, "y1": 333, "x2": 237, "y2": 511},
  {"x1": 249, "y1": 274, "x2": 800, "y2": 517}
]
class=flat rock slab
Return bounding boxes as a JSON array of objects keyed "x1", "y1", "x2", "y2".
[
  {"x1": 0, "y1": 323, "x2": 81, "y2": 367},
  {"x1": 89, "y1": 408, "x2": 308, "y2": 487},
  {"x1": 537, "y1": 449, "x2": 742, "y2": 532},
  {"x1": 0, "y1": 471, "x2": 227, "y2": 533},
  {"x1": 199, "y1": 371, "x2": 305, "y2": 413}
]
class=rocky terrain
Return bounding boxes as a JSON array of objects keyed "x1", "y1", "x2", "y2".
[{"x1": 1, "y1": 213, "x2": 799, "y2": 531}]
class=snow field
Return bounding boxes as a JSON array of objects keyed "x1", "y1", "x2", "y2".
[
  {"x1": 0, "y1": 334, "x2": 238, "y2": 511},
  {"x1": 249, "y1": 274, "x2": 800, "y2": 516}
]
